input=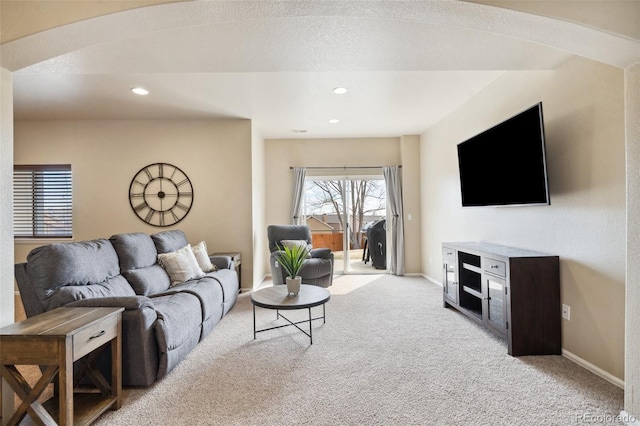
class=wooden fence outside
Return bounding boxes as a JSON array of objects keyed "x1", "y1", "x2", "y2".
[{"x1": 312, "y1": 232, "x2": 344, "y2": 251}]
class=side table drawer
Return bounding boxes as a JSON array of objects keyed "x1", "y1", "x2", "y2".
[{"x1": 74, "y1": 314, "x2": 118, "y2": 359}]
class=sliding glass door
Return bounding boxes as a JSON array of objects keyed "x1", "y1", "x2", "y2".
[{"x1": 304, "y1": 176, "x2": 386, "y2": 274}]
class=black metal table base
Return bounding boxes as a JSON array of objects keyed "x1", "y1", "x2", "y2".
[{"x1": 253, "y1": 304, "x2": 326, "y2": 344}]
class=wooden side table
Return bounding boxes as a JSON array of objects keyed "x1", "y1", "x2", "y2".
[
  {"x1": 0, "y1": 307, "x2": 124, "y2": 426},
  {"x1": 212, "y1": 252, "x2": 242, "y2": 291}
]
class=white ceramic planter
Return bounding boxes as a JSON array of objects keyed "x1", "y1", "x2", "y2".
[{"x1": 286, "y1": 276, "x2": 301, "y2": 296}]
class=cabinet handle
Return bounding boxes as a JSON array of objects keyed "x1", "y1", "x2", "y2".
[
  {"x1": 446, "y1": 252, "x2": 453, "y2": 256},
  {"x1": 490, "y1": 265, "x2": 499, "y2": 269},
  {"x1": 89, "y1": 330, "x2": 106, "y2": 340}
]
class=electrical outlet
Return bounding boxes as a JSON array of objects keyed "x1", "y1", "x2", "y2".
[{"x1": 562, "y1": 304, "x2": 571, "y2": 321}]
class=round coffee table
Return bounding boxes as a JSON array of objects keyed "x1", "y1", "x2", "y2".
[{"x1": 251, "y1": 284, "x2": 330, "y2": 344}]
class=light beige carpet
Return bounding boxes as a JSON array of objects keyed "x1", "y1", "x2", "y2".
[{"x1": 94, "y1": 275, "x2": 623, "y2": 425}]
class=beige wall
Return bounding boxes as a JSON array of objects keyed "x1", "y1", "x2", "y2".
[
  {"x1": 400, "y1": 135, "x2": 422, "y2": 275},
  {"x1": 263, "y1": 137, "x2": 421, "y2": 276},
  {"x1": 251, "y1": 124, "x2": 267, "y2": 288},
  {"x1": 1, "y1": 68, "x2": 14, "y2": 327},
  {"x1": 625, "y1": 63, "x2": 640, "y2": 416},
  {"x1": 1, "y1": 66, "x2": 15, "y2": 418},
  {"x1": 13, "y1": 119, "x2": 255, "y2": 289},
  {"x1": 421, "y1": 56, "x2": 626, "y2": 380}
]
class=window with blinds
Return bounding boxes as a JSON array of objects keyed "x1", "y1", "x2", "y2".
[{"x1": 13, "y1": 165, "x2": 73, "y2": 238}]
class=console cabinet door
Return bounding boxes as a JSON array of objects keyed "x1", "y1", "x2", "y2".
[
  {"x1": 442, "y1": 248, "x2": 458, "y2": 305},
  {"x1": 483, "y1": 273, "x2": 507, "y2": 335},
  {"x1": 443, "y1": 262, "x2": 457, "y2": 304}
]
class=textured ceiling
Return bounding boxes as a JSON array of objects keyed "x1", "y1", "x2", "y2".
[
  {"x1": 2, "y1": 1, "x2": 639, "y2": 139},
  {"x1": 0, "y1": 0, "x2": 187, "y2": 44},
  {"x1": 466, "y1": 0, "x2": 640, "y2": 41}
]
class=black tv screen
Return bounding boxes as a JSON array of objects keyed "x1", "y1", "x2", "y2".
[{"x1": 457, "y1": 103, "x2": 550, "y2": 207}]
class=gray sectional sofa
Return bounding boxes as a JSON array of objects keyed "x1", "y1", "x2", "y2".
[{"x1": 14, "y1": 230, "x2": 239, "y2": 387}]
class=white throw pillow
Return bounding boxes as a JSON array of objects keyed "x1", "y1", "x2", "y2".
[
  {"x1": 281, "y1": 239, "x2": 309, "y2": 250},
  {"x1": 192, "y1": 241, "x2": 216, "y2": 273},
  {"x1": 280, "y1": 239, "x2": 312, "y2": 258},
  {"x1": 157, "y1": 244, "x2": 205, "y2": 286}
]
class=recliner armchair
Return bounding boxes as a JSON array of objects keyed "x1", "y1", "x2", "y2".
[{"x1": 267, "y1": 225, "x2": 334, "y2": 288}]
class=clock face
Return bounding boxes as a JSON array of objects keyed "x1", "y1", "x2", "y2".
[{"x1": 129, "y1": 163, "x2": 193, "y2": 227}]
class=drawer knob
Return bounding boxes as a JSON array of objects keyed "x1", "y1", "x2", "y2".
[
  {"x1": 490, "y1": 265, "x2": 499, "y2": 269},
  {"x1": 89, "y1": 330, "x2": 106, "y2": 340}
]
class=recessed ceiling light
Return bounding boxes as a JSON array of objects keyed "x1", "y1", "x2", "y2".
[
  {"x1": 131, "y1": 87, "x2": 149, "y2": 96},
  {"x1": 332, "y1": 87, "x2": 348, "y2": 95},
  {"x1": 328, "y1": 119, "x2": 340, "y2": 124}
]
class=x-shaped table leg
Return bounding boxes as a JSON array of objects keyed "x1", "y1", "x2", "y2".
[{"x1": 1, "y1": 364, "x2": 59, "y2": 425}]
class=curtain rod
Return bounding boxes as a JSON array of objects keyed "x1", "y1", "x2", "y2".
[{"x1": 289, "y1": 165, "x2": 401, "y2": 170}]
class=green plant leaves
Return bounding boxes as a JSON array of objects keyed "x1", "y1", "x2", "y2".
[{"x1": 275, "y1": 243, "x2": 309, "y2": 278}]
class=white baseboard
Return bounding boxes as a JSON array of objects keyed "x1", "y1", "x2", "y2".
[
  {"x1": 416, "y1": 278, "x2": 623, "y2": 389},
  {"x1": 562, "y1": 349, "x2": 624, "y2": 389},
  {"x1": 250, "y1": 275, "x2": 271, "y2": 291},
  {"x1": 422, "y1": 274, "x2": 442, "y2": 287}
]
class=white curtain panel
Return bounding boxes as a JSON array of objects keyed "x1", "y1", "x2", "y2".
[
  {"x1": 292, "y1": 167, "x2": 307, "y2": 225},
  {"x1": 383, "y1": 166, "x2": 405, "y2": 276}
]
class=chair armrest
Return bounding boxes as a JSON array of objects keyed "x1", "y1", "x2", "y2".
[
  {"x1": 269, "y1": 252, "x2": 285, "y2": 286},
  {"x1": 210, "y1": 255, "x2": 233, "y2": 270},
  {"x1": 64, "y1": 296, "x2": 154, "y2": 311},
  {"x1": 310, "y1": 248, "x2": 333, "y2": 259}
]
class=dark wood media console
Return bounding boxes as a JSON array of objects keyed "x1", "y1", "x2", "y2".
[{"x1": 442, "y1": 242, "x2": 561, "y2": 356}]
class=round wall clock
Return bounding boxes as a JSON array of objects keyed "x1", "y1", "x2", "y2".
[{"x1": 129, "y1": 162, "x2": 194, "y2": 227}]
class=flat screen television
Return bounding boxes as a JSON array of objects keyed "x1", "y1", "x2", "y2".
[{"x1": 457, "y1": 102, "x2": 550, "y2": 207}]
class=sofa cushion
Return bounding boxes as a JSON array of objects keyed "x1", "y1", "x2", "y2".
[
  {"x1": 168, "y1": 277, "x2": 225, "y2": 328},
  {"x1": 25, "y1": 239, "x2": 134, "y2": 311},
  {"x1": 151, "y1": 230, "x2": 189, "y2": 254},
  {"x1": 205, "y1": 268, "x2": 239, "y2": 303},
  {"x1": 157, "y1": 245, "x2": 204, "y2": 286},
  {"x1": 110, "y1": 232, "x2": 171, "y2": 296},
  {"x1": 47, "y1": 275, "x2": 136, "y2": 311},
  {"x1": 152, "y1": 292, "x2": 202, "y2": 379},
  {"x1": 110, "y1": 232, "x2": 158, "y2": 271},
  {"x1": 123, "y1": 265, "x2": 171, "y2": 296}
]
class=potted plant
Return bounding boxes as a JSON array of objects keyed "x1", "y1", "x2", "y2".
[{"x1": 276, "y1": 243, "x2": 309, "y2": 295}]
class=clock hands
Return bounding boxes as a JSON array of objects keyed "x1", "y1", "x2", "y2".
[{"x1": 129, "y1": 162, "x2": 193, "y2": 227}]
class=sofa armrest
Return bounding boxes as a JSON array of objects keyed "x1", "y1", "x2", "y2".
[
  {"x1": 64, "y1": 295, "x2": 160, "y2": 387},
  {"x1": 210, "y1": 255, "x2": 233, "y2": 270},
  {"x1": 15, "y1": 262, "x2": 45, "y2": 318},
  {"x1": 310, "y1": 248, "x2": 333, "y2": 260},
  {"x1": 64, "y1": 295, "x2": 154, "y2": 311}
]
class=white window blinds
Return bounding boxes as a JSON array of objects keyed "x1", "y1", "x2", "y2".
[{"x1": 13, "y1": 165, "x2": 72, "y2": 238}]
